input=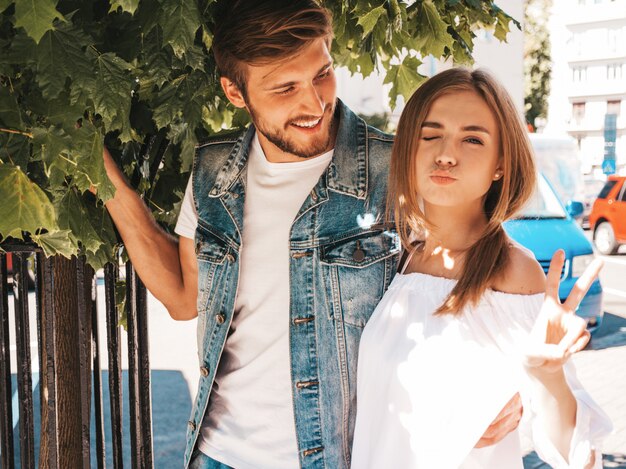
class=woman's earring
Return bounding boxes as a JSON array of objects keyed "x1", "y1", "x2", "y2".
[{"x1": 493, "y1": 171, "x2": 503, "y2": 180}]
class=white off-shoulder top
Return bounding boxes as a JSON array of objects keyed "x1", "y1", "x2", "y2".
[{"x1": 351, "y1": 271, "x2": 612, "y2": 469}]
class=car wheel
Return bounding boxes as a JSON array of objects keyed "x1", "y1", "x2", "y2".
[{"x1": 594, "y1": 221, "x2": 619, "y2": 255}]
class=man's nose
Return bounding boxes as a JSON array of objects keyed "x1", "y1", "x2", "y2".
[{"x1": 302, "y1": 84, "x2": 324, "y2": 115}]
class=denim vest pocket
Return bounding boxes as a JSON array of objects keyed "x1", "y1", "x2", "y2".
[
  {"x1": 320, "y1": 231, "x2": 398, "y2": 327},
  {"x1": 195, "y1": 225, "x2": 231, "y2": 316}
]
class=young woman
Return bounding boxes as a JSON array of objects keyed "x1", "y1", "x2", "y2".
[{"x1": 351, "y1": 68, "x2": 611, "y2": 469}]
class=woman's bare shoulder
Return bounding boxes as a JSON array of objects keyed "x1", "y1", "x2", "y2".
[{"x1": 491, "y1": 242, "x2": 546, "y2": 295}]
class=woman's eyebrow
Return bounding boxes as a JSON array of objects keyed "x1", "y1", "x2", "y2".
[{"x1": 421, "y1": 121, "x2": 490, "y2": 135}]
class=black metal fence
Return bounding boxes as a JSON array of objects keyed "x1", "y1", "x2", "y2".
[{"x1": 0, "y1": 244, "x2": 153, "y2": 469}]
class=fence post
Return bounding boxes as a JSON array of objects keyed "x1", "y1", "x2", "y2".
[{"x1": 0, "y1": 253, "x2": 15, "y2": 468}]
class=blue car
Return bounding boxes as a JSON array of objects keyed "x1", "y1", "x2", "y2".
[{"x1": 504, "y1": 174, "x2": 603, "y2": 330}]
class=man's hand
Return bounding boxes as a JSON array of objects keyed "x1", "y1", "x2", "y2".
[{"x1": 475, "y1": 393, "x2": 523, "y2": 448}]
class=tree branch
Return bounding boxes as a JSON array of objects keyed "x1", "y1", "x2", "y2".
[{"x1": 0, "y1": 128, "x2": 34, "y2": 138}]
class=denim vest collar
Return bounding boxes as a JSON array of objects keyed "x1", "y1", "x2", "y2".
[{"x1": 207, "y1": 99, "x2": 367, "y2": 200}]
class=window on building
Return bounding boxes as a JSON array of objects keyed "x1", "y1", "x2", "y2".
[
  {"x1": 572, "y1": 102, "x2": 586, "y2": 122},
  {"x1": 573, "y1": 66, "x2": 587, "y2": 82},
  {"x1": 607, "y1": 100, "x2": 621, "y2": 115},
  {"x1": 608, "y1": 29, "x2": 621, "y2": 51},
  {"x1": 607, "y1": 63, "x2": 623, "y2": 80}
]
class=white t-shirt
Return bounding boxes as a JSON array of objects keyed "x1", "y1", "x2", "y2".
[{"x1": 175, "y1": 134, "x2": 333, "y2": 469}]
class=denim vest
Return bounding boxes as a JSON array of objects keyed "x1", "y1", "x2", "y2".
[{"x1": 185, "y1": 101, "x2": 399, "y2": 468}]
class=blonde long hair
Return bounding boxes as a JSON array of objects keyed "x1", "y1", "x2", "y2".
[{"x1": 388, "y1": 68, "x2": 537, "y2": 315}]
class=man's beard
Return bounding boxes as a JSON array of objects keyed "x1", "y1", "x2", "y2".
[{"x1": 247, "y1": 101, "x2": 336, "y2": 159}]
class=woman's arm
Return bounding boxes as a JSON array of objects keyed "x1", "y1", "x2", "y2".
[{"x1": 495, "y1": 246, "x2": 605, "y2": 463}]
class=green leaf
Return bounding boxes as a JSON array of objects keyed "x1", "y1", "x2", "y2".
[
  {"x1": 115, "y1": 279, "x2": 128, "y2": 328},
  {"x1": 0, "y1": 0, "x2": 12, "y2": 13},
  {"x1": 356, "y1": 5, "x2": 387, "y2": 36},
  {"x1": 383, "y1": 56, "x2": 424, "y2": 109},
  {"x1": 35, "y1": 24, "x2": 93, "y2": 99},
  {"x1": 28, "y1": 92, "x2": 86, "y2": 129},
  {"x1": 0, "y1": 32, "x2": 36, "y2": 70},
  {"x1": 158, "y1": 0, "x2": 202, "y2": 58},
  {"x1": 0, "y1": 86, "x2": 24, "y2": 130},
  {"x1": 57, "y1": 188, "x2": 103, "y2": 253},
  {"x1": 109, "y1": 0, "x2": 140, "y2": 14},
  {"x1": 0, "y1": 164, "x2": 58, "y2": 240},
  {"x1": 92, "y1": 53, "x2": 135, "y2": 141},
  {"x1": 152, "y1": 71, "x2": 208, "y2": 131},
  {"x1": 32, "y1": 229, "x2": 77, "y2": 258},
  {"x1": 494, "y1": 11, "x2": 513, "y2": 42},
  {"x1": 0, "y1": 133, "x2": 31, "y2": 169},
  {"x1": 68, "y1": 122, "x2": 116, "y2": 201},
  {"x1": 83, "y1": 200, "x2": 118, "y2": 270},
  {"x1": 201, "y1": 26, "x2": 213, "y2": 51},
  {"x1": 414, "y1": 1, "x2": 454, "y2": 58},
  {"x1": 32, "y1": 126, "x2": 71, "y2": 165},
  {"x1": 354, "y1": 53, "x2": 375, "y2": 77},
  {"x1": 14, "y1": 0, "x2": 64, "y2": 44}
]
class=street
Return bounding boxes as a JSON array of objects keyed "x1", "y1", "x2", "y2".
[{"x1": 575, "y1": 252, "x2": 626, "y2": 464}]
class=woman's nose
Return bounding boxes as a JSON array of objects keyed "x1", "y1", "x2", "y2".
[{"x1": 435, "y1": 143, "x2": 457, "y2": 167}]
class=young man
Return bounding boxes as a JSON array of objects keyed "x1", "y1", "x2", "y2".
[{"x1": 103, "y1": 1, "x2": 546, "y2": 467}]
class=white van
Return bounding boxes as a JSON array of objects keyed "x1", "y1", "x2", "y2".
[{"x1": 528, "y1": 133, "x2": 584, "y2": 204}]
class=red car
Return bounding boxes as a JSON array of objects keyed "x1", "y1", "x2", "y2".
[{"x1": 590, "y1": 175, "x2": 626, "y2": 255}]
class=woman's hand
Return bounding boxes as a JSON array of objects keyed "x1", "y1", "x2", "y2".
[{"x1": 524, "y1": 250, "x2": 603, "y2": 375}]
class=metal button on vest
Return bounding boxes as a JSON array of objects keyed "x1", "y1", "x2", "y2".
[
  {"x1": 225, "y1": 253, "x2": 235, "y2": 263},
  {"x1": 215, "y1": 313, "x2": 225, "y2": 325},
  {"x1": 352, "y1": 241, "x2": 365, "y2": 262},
  {"x1": 188, "y1": 420, "x2": 196, "y2": 431},
  {"x1": 200, "y1": 366, "x2": 209, "y2": 377}
]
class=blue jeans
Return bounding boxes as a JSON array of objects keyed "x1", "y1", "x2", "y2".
[{"x1": 189, "y1": 450, "x2": 234, "y2": 469}]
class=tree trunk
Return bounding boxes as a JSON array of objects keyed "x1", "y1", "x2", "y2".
[
  {"x1": 38, "y1": 255, "x2": 90, "y2": 468},
  {"x1": 54, "y1": 255, "x2": 83, "y2": 468}
]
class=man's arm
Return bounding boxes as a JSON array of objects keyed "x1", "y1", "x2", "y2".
[{"x1": 102, "y1": 148, "x2": 198, "y2": 320}]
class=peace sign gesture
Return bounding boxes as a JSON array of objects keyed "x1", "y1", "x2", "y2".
[{"x1": 524, "y1": 250, "x2": 603, "y2": 374}]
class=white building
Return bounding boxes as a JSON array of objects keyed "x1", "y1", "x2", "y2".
[{"x1": 548, "y1": 0, "x2": 626, "y2": 176}]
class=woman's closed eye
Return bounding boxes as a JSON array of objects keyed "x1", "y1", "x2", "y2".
[{"x1": 464, "y1": 137, "x2": 484, "y2": 145}]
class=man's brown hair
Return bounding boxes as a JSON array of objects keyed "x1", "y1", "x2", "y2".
[
  {"x1": 212, "y1": 0, "x2": 333, "y2": 95},
  {"x1": 388, "y1": 68, "x2": 537, "y2": 315}
]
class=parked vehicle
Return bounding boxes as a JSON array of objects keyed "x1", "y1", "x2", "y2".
[
  {"x1": 504, "y1": 174, "x2": 604, "y2": 330},
  {"x1": 589, "y1": 175, "x2": 626, "y2": 255},
  {"x1": 581, "y1": 178, "x2": 606, "y2": 230},
  {"x1": 528, "y1": 134, "x2": 584, "y2": 205}
]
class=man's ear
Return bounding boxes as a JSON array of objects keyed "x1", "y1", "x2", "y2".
[{"x1": 220, "y1": 77, "x2": 247, "y2": 109}]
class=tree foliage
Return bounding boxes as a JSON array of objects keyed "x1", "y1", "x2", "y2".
[
  {"x1": 524, "y1": 0, "x2": 552, "y2": 130},
  {"x1": 0, "y1": 0, "x2": 517, "y2": 268}
]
